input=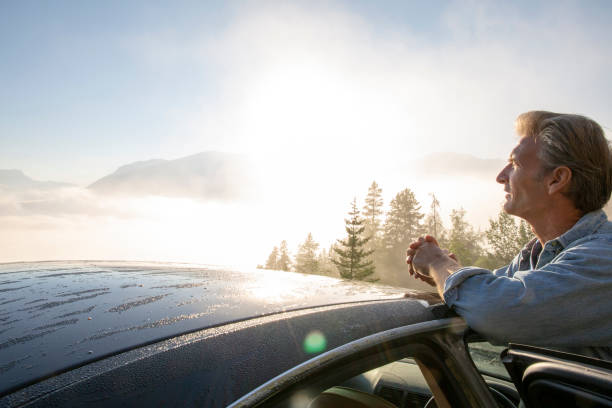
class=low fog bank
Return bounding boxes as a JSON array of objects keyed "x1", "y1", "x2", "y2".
[{"x1": 1, "y1": 150, "x2": 509, "y2": 278}]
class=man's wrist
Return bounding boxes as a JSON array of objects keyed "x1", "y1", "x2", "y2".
[{"x1": 430, "y1": 256, "x2": 460, "y2": 285}]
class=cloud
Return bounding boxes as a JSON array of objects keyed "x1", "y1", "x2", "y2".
[
  {"x1": 0, "y1": 170, "x2": 128, "y2": 218},
  {"x1": 0, "y1": 186, "x2": 292, "y2": 267},
  {"x1": 0, "y1": 186, "x2": 135, "y2": 218},
  {"x1": 186, "y1": 1, "x2": 611, "y2": 221},
  {"x1": 119, "y1": 0, "x2": 609, "y2": 229},
  {"x1": 182, "y1": 1, "x2": 612, "y2": 159},
  {"x1": 0, "y1": 169, "x2": 268, "y2": 265}
]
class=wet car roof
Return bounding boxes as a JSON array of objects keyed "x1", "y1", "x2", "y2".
[{"x1": 0, "y1": 261, "x2": 420, "y2": 395}]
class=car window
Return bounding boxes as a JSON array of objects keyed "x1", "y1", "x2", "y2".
[
  {"x1": 339, "y1": 358, "x2": 431, "y2": 406},
  {"x1": 333, "y1": 352, "x2": 516, "y2": 408},
  {"x1": 467, "y1": 341, "x2": 509, "y2": 380}
]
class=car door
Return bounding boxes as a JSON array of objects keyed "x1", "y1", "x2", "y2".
[
  {"x1": 502, "y1": 344, "x2": 612, "y2": 408},
  {"x1": 228, "y1": 317, "x2": 500, "y2": 408}
]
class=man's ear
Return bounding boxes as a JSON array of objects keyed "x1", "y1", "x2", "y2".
[{"x1": 547, "y1": 166, "x2": 572, "y2": 195}]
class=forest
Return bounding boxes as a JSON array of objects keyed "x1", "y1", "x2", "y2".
[{"x1": 258, "y1": 181, "x2": 534, "y2": 291}]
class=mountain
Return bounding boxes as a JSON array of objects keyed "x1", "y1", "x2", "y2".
[
  {"x1": 88, "y1": 151, "x2": 253, "y2": 200},
  {"x1": 0, "y1": 169, "x2": 73, "y2": 190}
]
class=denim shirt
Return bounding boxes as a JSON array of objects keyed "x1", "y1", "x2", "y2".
[{"x1": 443, "y1": 210, "x2": 612, "y2": 360}]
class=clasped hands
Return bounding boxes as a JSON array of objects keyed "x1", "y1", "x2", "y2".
[{"x1": 406, "y1": 235, "x2": 459, "y2": 287}]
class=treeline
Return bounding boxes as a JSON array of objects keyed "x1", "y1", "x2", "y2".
[{"x1": 258, "y1": 181, "x2": 534, "y2": 290}]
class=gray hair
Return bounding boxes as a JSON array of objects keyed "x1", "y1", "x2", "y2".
[{"x1": 516, "y1": 111, "x2": 612, "y2": 213}]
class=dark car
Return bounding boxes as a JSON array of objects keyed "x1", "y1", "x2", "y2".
[{"x1": 1, "y1": 262, "x2": 610, "y2": 407}]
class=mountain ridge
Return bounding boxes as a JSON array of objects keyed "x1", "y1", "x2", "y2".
[
  {"x1": 87, "y1": 151, "x2": 253, "y2": 200},
  {"x1": 0, "y1": 169, "x2": 73, "y2": 190}
]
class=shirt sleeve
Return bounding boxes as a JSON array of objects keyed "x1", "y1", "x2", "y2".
[{"x1": 442, "y1": 239, "x2": 612, "y2": 347}]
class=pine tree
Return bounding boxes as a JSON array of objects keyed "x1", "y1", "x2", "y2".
[
  {"x1": 277, "y1": 240, "x2": 292, "y2": 271},
  {"x1": 264, "y1": 246, "x2": 279, "y2": 270},
  {"x1": 383, "y1": 188, "x2": 424, "y2": 250},
  {"x1": 446, "y1": 208, "x2": 483, "y2": 266},
  {"x1": 517, "y1": 219, "x2": 534, "y2": 247},
  {"x1": 484, "y1": 211, "x2": 535, "y2": 267},
  {"x1": 362, "y1": 181, "x2": 384, "y2": 241},
  {"x1": 424, "y1": 193, "x2": 446, "y2": 244},
  {"x1": 375, "y1": 188, "x2": 424, "y2": 286},
  {"x1": 295, "y1": 233, "x2": 320, "y2": 274},
  {"x1": 333, "y1": 199, "x2": 375, "y2": 280},
  {"x1": 317, "y1": 247, "x2": 337, "y2": 276},
  {"x1": 362, "y1": 181, "x2": 385, "y2": 277}
]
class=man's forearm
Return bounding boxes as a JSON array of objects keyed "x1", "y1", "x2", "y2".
[{"x1": 429, "y1": 257, "x2": 462, "y2": 298}]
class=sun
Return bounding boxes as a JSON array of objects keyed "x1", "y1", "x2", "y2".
[{"x1": 240, "y1": 62, "x2": 359, "y2": 157}]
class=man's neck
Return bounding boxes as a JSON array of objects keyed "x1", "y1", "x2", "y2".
[{"x1": 528, "y1": 205, "x2": 583, "y2": 244}]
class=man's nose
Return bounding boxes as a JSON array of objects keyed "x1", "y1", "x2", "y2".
[{"x1": 496, "y1": 164, "x2": 510, "y2": 184}]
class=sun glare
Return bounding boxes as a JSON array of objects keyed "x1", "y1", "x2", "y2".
[
  {"x1": 242, "y1": 62, "x2": 356, "y2": 156},
  {"x1": 245, "y1": 268, "x2": 332, "y2": 303},
  {"x1": 246, "y1": 269, "x2": 304, "y2": 302}
]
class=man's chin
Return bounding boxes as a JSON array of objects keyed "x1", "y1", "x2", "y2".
[{"x1": 502, "y1": 201, "x2": 515, "y2": 215}]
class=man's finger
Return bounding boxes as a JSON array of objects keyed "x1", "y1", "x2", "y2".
[
  {"x1": 417, "y1": 274, "x2": 435, "y2": 286},
  {"x1": 410, "y1": 236, "x2": 427, "y2": 249},
  {"x1": 425, "y1": 235, "x2": 440, "y2": 246}
]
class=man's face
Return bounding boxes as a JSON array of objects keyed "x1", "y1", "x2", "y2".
[{"x1": 496, "y1": 136, "x2": 550, "y2": 220}]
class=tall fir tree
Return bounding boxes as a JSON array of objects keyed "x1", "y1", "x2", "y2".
[
  {"x1": 446, "y1": 208, "x2": 483, "y2": 266},
  {"x1": 332, "y1": 198, "x2": 375, "y2": 280},
  {"x1": 383, "y1": 188, "x2": 424, "y2": 250},
  {"x1": 362, "y1": 181, "x2": 384, "y2": 241},
  {"x1": 264, "y1": 246, "x2": 279, "y2": 270},
  {"x1": 362, "y1": 181, "x2": 385, "y2": 276},
  {"x1": 377, "y1": 188, "x2": 424, "y2": 286},
  {"x1": 295, "y1": 233, "x2": 320, "y2": 274},
  {"x1": 277, "y1": 240, "x2": 292, "y2": 271}
]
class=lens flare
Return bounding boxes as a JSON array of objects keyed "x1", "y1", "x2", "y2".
[{"x1": 303, "y1": 330, "x2": 327, "y2": 354}]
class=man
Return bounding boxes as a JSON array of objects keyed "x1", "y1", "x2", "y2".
[{"x1": 406, "y1": 111, "x2": 612, "y2": 360}]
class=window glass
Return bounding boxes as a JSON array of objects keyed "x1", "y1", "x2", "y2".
[
  {"x1": 467, "y1": 342, "x2": 509, "y2": 380},
  {"x1": 337, "y1": 358, "x2": 431, "y2": 407}
]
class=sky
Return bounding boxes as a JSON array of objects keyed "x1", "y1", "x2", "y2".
[{"x1": 1, "y1": 0, "x2": 612, "y2": 266}]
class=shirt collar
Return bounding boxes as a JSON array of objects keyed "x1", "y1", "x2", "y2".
[
  {"x1": 518, "y1": 209, "x2": 607, "y2": 262},
  {"x1": 556, "y1": 209, "x2": 608, "y2": 248}
]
